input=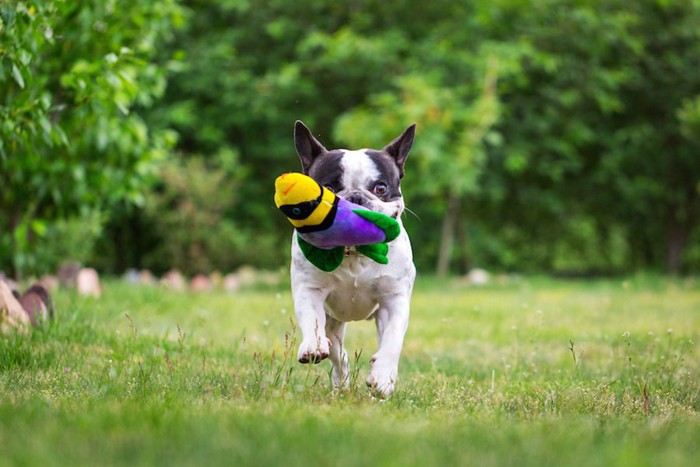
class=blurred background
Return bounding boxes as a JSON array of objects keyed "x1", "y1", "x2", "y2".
[{"x1": 1, "y1": 0, "x2": 699, "y2": 280}]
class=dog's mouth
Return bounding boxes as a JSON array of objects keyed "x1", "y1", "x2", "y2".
[
  {"x1": 373, "y1": 203, "x2": 402, "y2": 220},
  {"x1": 339, "y1": 190, "x2": 403, "y2": 219}
]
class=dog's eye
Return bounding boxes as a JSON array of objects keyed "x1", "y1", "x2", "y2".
[{"x1": 373, "y1": 182, "x2": 388, "y2": 196}]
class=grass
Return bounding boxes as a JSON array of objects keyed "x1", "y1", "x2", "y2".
[{"x1": 1, "y1": 275, "x2": 698, "y2": 466}]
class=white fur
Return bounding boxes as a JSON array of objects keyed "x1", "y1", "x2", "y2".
[
  {"x1": 290, "y1": 150, "x2": 415, "y2": 397},
  {"x1": 340, "y1": 150, "x2": 379, "y2": 193},
  {"x1": 337, "y1": 149, "x2": 406, "y2": 219}
]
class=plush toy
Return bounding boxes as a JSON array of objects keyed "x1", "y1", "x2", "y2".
[{"x1": 274, "y1": 172, "x2": 400, "y2": 272}]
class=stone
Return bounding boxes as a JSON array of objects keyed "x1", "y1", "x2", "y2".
[
  {"x1": 235, "y1": 265, "x2": 258, "y2": 287},
  {"x1": 161, "y1": 269, "x2": 186, "y2": 291},
  {"x1": 209, "y1": 271, "x2": 223, "y2": 287},
  {"x1": 223, "y1": 273, "x2": 241, "y2": 293},
  {"x1": 39, "y1": 275, "x2": 59, "y2": 292},
  {"x1": 466, "y1": 268, "x2": 490, "y2": 285},
  {"x1": 138, "y1": 269, "x2": 156, "y2": 285},
  {"x1": 1, "y1": 280, "x2": 30, "y2": 333},
  {"x1": 0, "y1": 274, "x2": 19, "y2": 296},
  {"x1": 76, "y1": 267, "x2": 102, "y2": 298},
  {"x1": 58, "y1": 261, "x2": 81, "y2": 288},
  {"x1": 19, "y1": 283, "x2": 53, "y2": 326},
  {"x1": 190, "y1": 274, "x2": 213, "y2": 292},
  {"x1": 123, "y1": 268, "x2": 141, "y2": 284},
  {"x1": 235, "y1": 265, "x2": 280, "y2": 287}
]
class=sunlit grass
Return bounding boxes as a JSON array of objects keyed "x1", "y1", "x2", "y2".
[{"x1": 1, "y1": 275, "x2": 698, "y2": 466}]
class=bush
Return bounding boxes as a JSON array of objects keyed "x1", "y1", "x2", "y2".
[{"x1": 140, "y1": 151, "x2": 283, "y2": 275}]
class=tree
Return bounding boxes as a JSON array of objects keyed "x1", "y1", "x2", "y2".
[
  {"x1": 477, "y1": 0, "x2": 700, "y2": 274},
  {"x1": 609, "y1": 0, "x2": 700, "y2": 273},
  {"x1": 0, "y1": 1, "x2": 183, "y2": 276}
]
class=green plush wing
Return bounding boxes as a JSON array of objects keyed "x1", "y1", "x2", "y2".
[
  {"x1": 297, "y1": 235, "x2": 344, "y2": 272},
  {"x1": 356, "y1": 243, "x2": 390, "y2": 264},
  {"x1": 352, "y1": 209, "x2": 401, "y2": 242}
]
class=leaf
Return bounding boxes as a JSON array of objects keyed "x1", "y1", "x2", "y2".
[
  {"x1": 30, "y1": 220, "x2": 48, "y2": 237},
  {"x1": 11, "y1": 64, "x2": 25, "y2": 89},
  {"x1": 38, "y1": 115, "x2": 52, "y2": 135},
  {"x1": 0, "y1": 4, "x2": 16, "y2": 28},
  {"x1": 39, "y1": 115, "x2": 53, "y2": 146},
  {"x1": 39, "y1": 92, "x2": 52, "y2": 110},
  {"x1": 115, "y1": 97, "x2": 130, "y2": 115},
  {"x1": 14, "y1": 222, "x2": 28, "y2": 250},
  {"x1": 18, "y1": 49, "x2": 32, "y2": 66},
  {"x1": 52, "y1": 125, "x2": 69, "y2": 147}
]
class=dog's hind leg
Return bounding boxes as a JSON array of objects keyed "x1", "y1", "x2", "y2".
[{"x1": 325, "y1": 314, "x2": 349, "y2": 390}]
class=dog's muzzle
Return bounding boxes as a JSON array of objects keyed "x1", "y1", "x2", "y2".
[{"x1": 344, "y1": 192, "x2": 367, "y2": 207}]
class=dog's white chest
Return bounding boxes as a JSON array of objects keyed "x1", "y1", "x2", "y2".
[{"x1": 324, "y1": 256, "x2": 383, "y2": 321}]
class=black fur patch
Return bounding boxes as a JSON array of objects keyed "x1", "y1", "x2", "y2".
[
  {"x1": 365, "y1": 150, "x2": 402, "y2": 201},
  {"x1": 307, "y1": 150, "x2": 345, "y2": 193}
]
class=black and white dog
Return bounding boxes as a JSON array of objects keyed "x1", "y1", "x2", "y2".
[{"x1": 290, "y1": 120, "x2": 416, "y2": 397}]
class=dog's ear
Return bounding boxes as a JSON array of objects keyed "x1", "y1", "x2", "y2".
[
  {"x1": 294, "y1": 120, "x2": 328, "y2": 174},
  {"x1": 383, "y1": 123, "x2": 416, "y2": 178}
]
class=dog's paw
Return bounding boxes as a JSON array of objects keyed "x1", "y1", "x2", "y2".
[
  {"x1": 366, "y1": 358, "x2": 397, "y2": 398},
  {"x1": 297, "y1": 337, "x2": 331, "y2": 364},
  {"x1": 366, "y1": 372, "x2": 395, "y2": 398}
]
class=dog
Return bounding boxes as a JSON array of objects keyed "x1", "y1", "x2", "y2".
[{"x1": 289, "y1": 120, "x2": 416, "y2": 397}]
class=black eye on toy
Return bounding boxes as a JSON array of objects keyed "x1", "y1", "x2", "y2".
[{"x1": 279, "y1": 194, "x2": 323, "y2": 220}]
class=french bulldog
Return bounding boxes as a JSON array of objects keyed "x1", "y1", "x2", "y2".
[{"x1": 289, "y1": 120, "x2": 416, "y2": 397}]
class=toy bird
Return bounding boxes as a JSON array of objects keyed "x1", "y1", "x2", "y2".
[{"x1": 274, "y1": 172, "x2": 400, "y2": 272}]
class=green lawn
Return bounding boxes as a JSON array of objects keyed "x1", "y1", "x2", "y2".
[{"x1": 1, "y1": 276, "x2": 699, "y2": 466}]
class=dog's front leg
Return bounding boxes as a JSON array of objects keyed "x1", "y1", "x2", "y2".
[
  {"x1": 292, "y1": 285, "x2": 331, "y2": 364},
  {"x1": 366, "y1": 295, "x2": 410, "y2": 397}
]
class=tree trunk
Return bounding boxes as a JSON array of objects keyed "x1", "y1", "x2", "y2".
[
  {"x1": 456, "y1": 216, "x2": 471, "y2": 274},
  {"x1": 436, "y1": 191, "x2": 460, "y2": 277},
  {"x1": 666, "y1": 205, "x2": 687, "y2": 275}
]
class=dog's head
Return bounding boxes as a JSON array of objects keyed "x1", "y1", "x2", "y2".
[{"x1": 293, "y1": 121, "x2": 415, "y2": 219}]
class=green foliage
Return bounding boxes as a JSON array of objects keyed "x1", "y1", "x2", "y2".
[
  {"x1": 1, "y1": 278, "x2": 698, "y2": 464},
  {"x1": 474, "y1": 0, "x2": 700, "y2": 274},
  {"x1": 27, "y1": 211, "x2": 105, "y2": 273},
  {"x1": 140, "y1": 151, "x2": 279, "y2": 275},
  {"x1": 0, "y1": 0, "x2": 183, "y2": 276}
]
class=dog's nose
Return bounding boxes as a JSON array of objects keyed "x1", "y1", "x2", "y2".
[{"x1": 345, "y1": 192, "x2": 365, "y2": 206}]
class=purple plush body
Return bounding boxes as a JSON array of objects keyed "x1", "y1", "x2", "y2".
[{"x1": 299, "y1": 198, "x2": 386, "y2": 250}]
